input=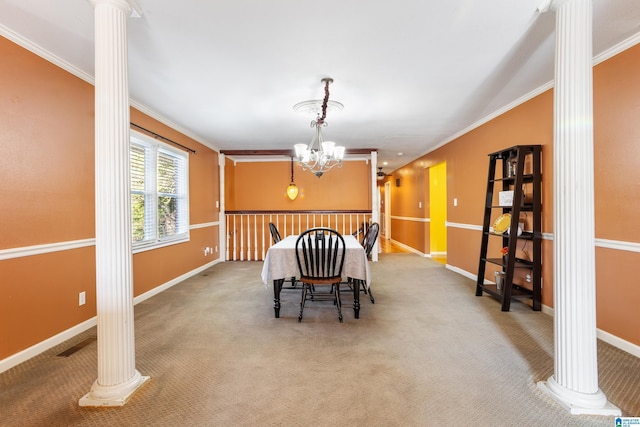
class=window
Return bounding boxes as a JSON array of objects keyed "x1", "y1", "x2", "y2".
[{"x1": 130, "y1": 131, "x2": 189, "y2": 251}]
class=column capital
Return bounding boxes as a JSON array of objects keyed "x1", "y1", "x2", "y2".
[
  {"x1": 537, "y1": 0, "x2": 580, "y2": 13},
  {"x1": 89, "y1": 0, "x2": 142, "y2": 17}
]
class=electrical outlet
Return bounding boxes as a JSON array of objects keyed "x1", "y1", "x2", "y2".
[
  {"x1": 215, "y1": 245, "x2": 218, "y2": 252},
  {"x1": 79, "y1": 291, "x2": 86, "y2": 306},
  {"x1": 204, "y1": 247, "x2": 210, "y2": 256},
  {"x1": 526, "y1": 274, "x2": 532, "y2": 283},
  {"x1": 453, "y1": 198, "x2": 458, "y2": 207}
]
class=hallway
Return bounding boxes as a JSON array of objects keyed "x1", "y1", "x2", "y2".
[
  {"x1": 379, "y1": 236, "x2": 446, "y2": 264},
  {"x1": 378, "y1": 236, "x2": 410, "y2": 254}
]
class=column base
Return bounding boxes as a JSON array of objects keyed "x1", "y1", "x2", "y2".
[
  {"x1": 79, "y1": 370, "x2": 150, "y2": 407},
  {"x1": 537, "y1": 376, "x2": 620, "y2": 416}
]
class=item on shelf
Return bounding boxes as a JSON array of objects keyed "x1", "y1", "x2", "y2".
[
  {"x1": 494, "y1": 271, "x2": 505, "y2": 292},
  {"x1": 492, "y1": 213, "x2": 511, "y2": 234},
  {"x1": 507, "y1": 153, "x2": 518, "y2": 177},
  {"x1": 505, "y1": 222, "x2": 524, "y2": 236},
  {"x1": 499, "y1": 190, "x2": 514, "y2": 206}
]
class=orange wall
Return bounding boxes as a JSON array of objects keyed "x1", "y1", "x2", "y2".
[
  {"x1": 1, "y1": 248, "x2": 96, "y2": 356},
  {"x1": 0, "y1": 37, "x2": 95, "y2": 249},
  {"x1": 386, "y1": 44, "x2": 640, "y2": 346},
  {"x1": 593, "y1": 48, "x2": 640, "y2": 242},
  {"x1": 227, "y1": 159, "x2": 371, "y2": 211},
  {"x1": 390, "y1": 218, "x2": 426, "y2": 254},
  {"x1": 0, "y1": 36, "x2": 221, "y2": 360},
  {"x1": 592, "y1": 46, "x2": 640, "y2": 346},
  {"x1": 389, "y1": 161, "x2": 427, "y2": 253}
]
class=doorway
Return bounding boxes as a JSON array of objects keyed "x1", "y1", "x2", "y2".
[{"x1": 429, "y1": 163, "x2": 447, "y2": 264}]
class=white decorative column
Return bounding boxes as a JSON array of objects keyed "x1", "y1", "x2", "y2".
[
  {"x1": 370, "y1": 151, "x2": 379, "y2": 261},
  {"x1": 80, "y1": 0, "x2": 149, "y2": 407},
  {"x1": 219, "y1": 153, "x2": 227, "y2": 261},
  {"x1": 536, "y1": 0, "x2": 619, "y2": 415}
]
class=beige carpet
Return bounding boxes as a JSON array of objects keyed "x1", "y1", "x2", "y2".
[{"x1": 1, "y1": 253, "x2": 638, "y2": 426}]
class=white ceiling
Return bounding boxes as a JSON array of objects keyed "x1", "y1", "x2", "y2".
[{"x1": 1, "y1": 0, "x2": 639, "y2": 172}]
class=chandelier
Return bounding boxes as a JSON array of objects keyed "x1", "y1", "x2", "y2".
[{"x1": 293, "y1": 77, "x2": 345, "y2": 178}]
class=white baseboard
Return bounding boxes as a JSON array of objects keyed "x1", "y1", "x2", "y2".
[
  {"x1": 597, "y1": 328, "x2": 640, "y2": 359},
  {"x1": 0, "y1": 258, "x2": 223, "y2": 374},
  {"x1": 389, "y1": 239, "x2": 427, "y2": 257},
  {"x1": 0, "y1": 318, "x2": 97, "y2": 375},
  {"x1": 445, "y1": 264, "x2": 640, "y2": 359},
  {"x1": 133, "y1": 258, "x2": 222, "y2": 305},
  {"x1": 445, "y1": 264, "x2": 477, "y2": 281}
]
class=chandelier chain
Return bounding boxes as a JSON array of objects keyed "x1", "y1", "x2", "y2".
[{"x1": 316, "y1": 79, "x2": 331, "y2": 126}]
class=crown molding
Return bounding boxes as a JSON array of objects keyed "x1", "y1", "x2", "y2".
[{"x1": 0, "y1": 24, "x2": 95, "y2": 84}]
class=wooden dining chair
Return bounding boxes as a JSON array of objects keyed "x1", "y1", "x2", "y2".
[
  {"x1": 268, "y1": 222, "x2": 282, "y2": 243},
  {"x1": 363, "y1": 222, "x2": 380, "y2": 260},
  {"x1": 351, "y1": 222, "x2": 365, "y2": 239},
  {"x1": 268, "y1": 222, "x2": 297, "y2": 288},
  {"x1": 351, "y1": 222, "x2": 379, "y2": 303},
  {"x1": 295, "y1": 228, "x2": 346, "y2": 322}
]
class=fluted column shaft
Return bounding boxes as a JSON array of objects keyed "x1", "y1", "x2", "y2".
[
  {"x1": 553, "y1": 0, "x2": 597, "y2": 393},
  {"x1": 538, "y1": 0, "x2": 618, "y2": 414},
  {"x1": 80, "y1": 0, "x2": 148, "y2": 406},
  {"x1": 219, "y1": 154, "x2": 226, "y2": 261},
  {"x1": 370, "y1": 151, "x2": 379, "y2": 261}
]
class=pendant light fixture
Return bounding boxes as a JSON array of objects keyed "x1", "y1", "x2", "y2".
[
  {"x1": 286, "y1": 156, "x2": 299, "y2": 200},
  {"x1": 293, "y1": 77, "x2": 345, "y2": 177}
]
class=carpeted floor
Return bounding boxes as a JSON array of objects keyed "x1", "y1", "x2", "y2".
[{"x1": 1, "y1": 253, "x2": 638, "y2": 426}]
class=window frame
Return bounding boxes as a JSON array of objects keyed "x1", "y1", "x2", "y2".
[{"x1": 130, "y1": 130, "x2": 190, "y2": 253}]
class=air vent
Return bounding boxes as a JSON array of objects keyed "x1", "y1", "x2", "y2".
[{"x1": 56, "y1": 337, "x2": 96, "y2": 357}]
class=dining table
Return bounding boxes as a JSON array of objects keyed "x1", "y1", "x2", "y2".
[{"x1": 261, "y1": 234, "x2": 371, "y2": 319}]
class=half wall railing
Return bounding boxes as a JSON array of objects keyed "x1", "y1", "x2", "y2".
[{"x1": 225, "y1": 210, "x2": 372, "y2": 261}]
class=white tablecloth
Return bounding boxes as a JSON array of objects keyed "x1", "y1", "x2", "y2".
[{"x1": 261, "y1": 234, "x2": 371, "y2": 288}]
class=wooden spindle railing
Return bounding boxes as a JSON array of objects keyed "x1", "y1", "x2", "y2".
[{"x1": 225, "y1": 210, "x2": 372, "y2": 261}]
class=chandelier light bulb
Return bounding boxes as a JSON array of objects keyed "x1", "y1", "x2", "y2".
[{"x1": 286, "y1": 183, "x2": 299, "y2": 200}]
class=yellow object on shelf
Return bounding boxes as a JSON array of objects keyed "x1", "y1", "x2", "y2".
[{"x1": 492, "y1": 213, "x2": 511, "y2": 234}]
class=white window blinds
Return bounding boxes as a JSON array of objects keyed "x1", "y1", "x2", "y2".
[{"x1": 130, "y1": 132, "x2": 189, "y2": 250}]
